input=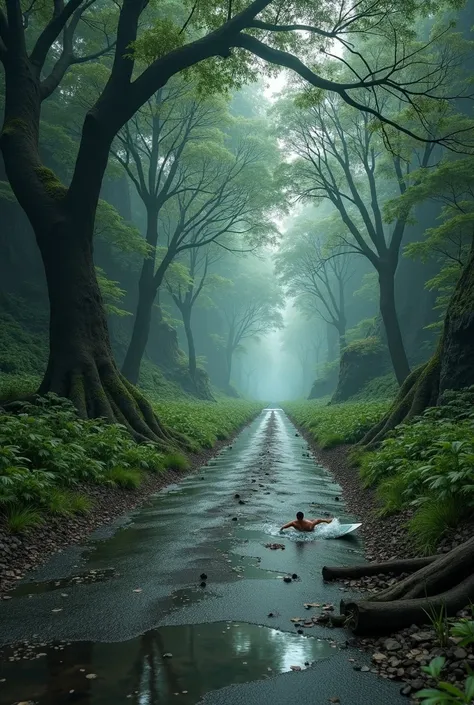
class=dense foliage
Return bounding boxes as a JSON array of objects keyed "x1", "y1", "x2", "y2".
[{"x1": 357, "y1": 388, "x2": 474, "y2": 552}]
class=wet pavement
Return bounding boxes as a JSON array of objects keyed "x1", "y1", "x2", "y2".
[{"x1": 0, "y1": 409, "x2": 406, "y2": 705}]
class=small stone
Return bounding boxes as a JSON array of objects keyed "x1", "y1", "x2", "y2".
[
  {"x1": 384, "y1": 638, "x2": 402, "y2": 652},
  {"x1": 372, "y1": 653, "x2": 387, "y2": 662},
  {"x1": 361, "y1": 666, "x2": 370, "y2": 672},
  {"x1": 200, "y1": 573, "x2": 207, "y2": 580},
  {"x1": 85, "y1": 673, "x2": 97, "y2": 680},
  {"x1": 232, "y1": 517, "x2": 238, "y2": 521},
  {"x1": 290, "y1": 665, "x2": 302, "y2": 671},
  {"x1": 163, "y1": 653, "x2": 173, "y2": 658},
  {"x1": 234, "y1": 494, "x2": 240, "y2": 499},
  {"x1": 453, "y1": 647, "x2": 467, "y2": 660}
]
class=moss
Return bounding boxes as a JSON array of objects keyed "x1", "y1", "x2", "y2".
[
  {"x1": 342, "y1": 336, "x2": 384, "y2": 356},
  {"x1": 34, "y1": 166, "x2": 67, "y2": 201},
  {"x1": 1, "y1": 118, "x2": 28, "y2": 137}
]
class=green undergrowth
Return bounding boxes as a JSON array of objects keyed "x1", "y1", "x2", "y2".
[
  {"x1": 282, "y1": 399, "x2": 390, "y2": 448},
  {"x1": 356, "y1": 387, "x2": 474, "y2": 553},
  {"x1": 153, "y1": 399, "x2": 264, "y2": 450},
  {"x1": 349, "y1": 373, "x2": 398, "y2": 402},
  {"x1": 0, "y1": 394, "x2": 262, "y2": 533}
]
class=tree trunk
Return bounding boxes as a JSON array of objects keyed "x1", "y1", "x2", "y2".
[
  {"x1": 121, "y1": 273, "x2": 156, "y2": 385},
  {"x1": 326, "y1": 321, "x2": 338, "y2": 363},
  {"x1": 33, "y1": 220, "x2": 178, "y2": 446},
  {"x1": 225, "y1": 346, "x2": 233, "y2": 389},
  {"x1": 182, "y1": 307, "x2": 197, "y2": 379},
  {"x1": 121, "y1": 203, "x2": 160, "y2": 384},
  {"x1": 378, "y1": 267, "x2": 410, "y2": 385}
]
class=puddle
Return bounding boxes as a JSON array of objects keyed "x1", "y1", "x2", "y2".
[{"x1": 0, "y1": 623, "x2": 334, "y2": 705}]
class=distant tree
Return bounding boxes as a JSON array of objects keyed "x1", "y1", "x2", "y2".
[
  {"x1": 213, "y1": 267, "x2": 283, "y2": 389},
  {"x1": 276, "y1": 218, "x2": 354, "y2": 354},
  {"x1": 116, "y1": 106, "x2": 278, "y2": 384},
  {"x1": 165, "y1": 243, "x2": 227, "y2": 381}
]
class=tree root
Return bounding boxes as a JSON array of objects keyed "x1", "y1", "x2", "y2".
[
  {"x1": 326, "y1": 537, "x2": 474, "y2": 635},
  {"x1": 359, "y1": 352, "x2": 441, "y2": 448},
  {"x1": 37, "y1": 356, "x2": 189, "y2": 450},
  {"x1": 342, "y1": 572, "x2": 474, "y2": 634},
  {"x1": 322, "y1": 556, "x2": 438, "y2": 582}
]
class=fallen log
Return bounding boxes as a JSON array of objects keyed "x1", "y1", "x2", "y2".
[
  {"x1": 341, "y1": 572, "x2": 474, "y2": 634},
  {"x1": 322, "y1": 556, "x2": 437, "y2": 582}
]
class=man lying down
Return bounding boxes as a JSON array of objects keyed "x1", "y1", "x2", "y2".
[{"x1": 280, "y1": 511, "x2": 333, "y2": 533}]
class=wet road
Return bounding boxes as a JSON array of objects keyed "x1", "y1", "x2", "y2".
[{"x1": 0, "y1": 409, "x2": 405, "y2": 705}]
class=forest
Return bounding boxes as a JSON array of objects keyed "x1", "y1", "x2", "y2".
[{"x1": 1, "y1": 0, "x2": 474, "y2": 704}]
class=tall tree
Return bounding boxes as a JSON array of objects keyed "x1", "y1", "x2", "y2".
[
  {"x1": 0, "y1": 0, "x2": 465, "y2": 440},
  {"x1": 276, "y1": 88, "x2": 446, "y2": 384}
]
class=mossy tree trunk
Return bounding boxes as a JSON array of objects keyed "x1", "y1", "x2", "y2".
[{"x1": 362, "y1": 243, "x2": 474, "y2": 446}]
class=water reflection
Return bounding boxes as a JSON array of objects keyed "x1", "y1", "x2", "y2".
[{"x1": 0, "y1": 623, "x2": 333, "y2": 705}]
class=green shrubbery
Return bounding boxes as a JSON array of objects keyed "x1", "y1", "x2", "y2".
[
  {"x1": 283, "y1": 399, "x2": 390, "y2": 448},
  {"x1": 357, "y1": 388, "x2": 474, "y2": 553},
  {"x1": 0, "y1": 395, "x2": 167, "y2": 530},
  {"x1": 0, "y1": 394, "x2": 262, "y2": 533}
]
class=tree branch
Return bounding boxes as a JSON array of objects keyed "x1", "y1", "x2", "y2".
[{"x1": 29, "y1": 0, "x2": 85, "y2": 70}]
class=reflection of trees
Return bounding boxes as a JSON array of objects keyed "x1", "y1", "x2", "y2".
[
  {"x1": 44, "y1": 641, "x2": 94, "y2": 705},
  {"x1": 35, "y1": 624, "x2": 326, "y2": 705}
]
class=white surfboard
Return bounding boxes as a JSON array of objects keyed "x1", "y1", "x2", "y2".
[{"x1": 330, "y1": 522, "x2": 362, "y2": 538}]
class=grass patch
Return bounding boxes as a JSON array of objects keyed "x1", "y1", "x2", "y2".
[
  {"x1": 0, "y1": 390, "x2": 262, "y2": 527},
  {"x1": 408, "y1": 497, "x2": 466, "y2": 555},
  {"x1": 163, "y1": 452, "x2": 190, "y2": 471},
  {"x1": 282, "y1": 399, "x2": 390, "y2": 448},
  {"x1": 47, "y1": 489, "x2": 93, "y2": 516},
  {"x1": 106, "y1": 467, "x2": 143, "y2": 489},
  {"x1": 3, "y1": 505, "x2": 44, "y2": 533}
]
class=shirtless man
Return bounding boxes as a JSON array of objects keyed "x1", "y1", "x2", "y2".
[{"x1": 280, "y1": 511, "x2": 333, "y2": 533}]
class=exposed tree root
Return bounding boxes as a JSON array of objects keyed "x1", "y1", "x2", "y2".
[
  {"x1": 359, "y1": 352, "x2": 441, "y2": 448},
  {"x1": 342, "y1": 573, "x2": 474, "y2": 634},
  {"x1": 325, "y1": 537, "x2": 474, "y2": 635},
  {"x1": 322, "y1": 556, "x2": 438, "y2": 582},
  {"x1": 36, "y1": 355, "x2": 189, "y2": 450}
]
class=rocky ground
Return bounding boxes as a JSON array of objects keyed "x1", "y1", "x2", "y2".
[
  {"x1": 0, "y1": 431, "x2": 248, "y2": 596},
  {"x1": 307, "y1": 442, "x2": 474, "y2": 703}
]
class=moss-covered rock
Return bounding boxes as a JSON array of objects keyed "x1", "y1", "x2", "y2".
[
  {"x1": 331, "y1": 337, "x2": 389, "y2": 404},
  {"x1": 308, "y1": 364, "x2": 339, "y2": 400}
]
